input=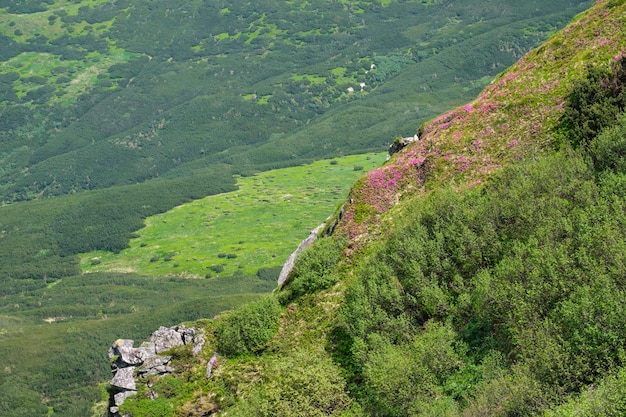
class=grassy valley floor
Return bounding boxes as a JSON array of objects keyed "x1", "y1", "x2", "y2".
[{"x1": 80, "y1": 153, "x2": 386, "y2": 278}]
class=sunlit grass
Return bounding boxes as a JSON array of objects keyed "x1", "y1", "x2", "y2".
[
  {"x1": 80, "y1": 152, "x2": 387, "y2": 278},
  {"x1": 0, "y1": 46, "x2": 138, "y2": 105}
]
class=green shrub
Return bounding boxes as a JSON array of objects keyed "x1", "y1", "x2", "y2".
[
  {"x1": 544, "y1": 366, "x2": 626, "y2": 417},
  {"x1": 589, "y1": 112, "x2": 626, "y2": 173},
  {"x1": 463, "y1": 364, "x2": 549, "y2": 416},
  {"x1": 337, "y1": 150, "x2": 626, "y2": 414},
  {"x1": 279, "y1": 237, "x2": 347, "y2": 303},
  {"x1": 361, "y1": 321, "x2": 462, "y2": 416},
  {"x1": 256, "y1": 266, "x2": 282, "y2": 282},
  {"x1": 225, "y1": 349, "x2": 352, "y2": 416},
  {"x1": 559, "y1": 56, "x2": 626, "y2": 148},
  {"x1": 215, "y1": 296, "x2": 282, "y2": 356}
]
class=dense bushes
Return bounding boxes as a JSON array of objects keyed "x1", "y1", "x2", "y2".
[
  {"x1": 336, "y1": 147, "x2": 626, "y2": 415},
  {"x1": 544, "y1": 367, "x2": 626, "y2": 417},
  {"x1": 215, "y1": 296, "x2": 282, "y2": 356},
  {"x1": 559, "y1": 55, "x2": 626, "y2": 148},
  {"x1": 588, "y1": 111, "x2": 626, "y2": 173},
  {"x1": 226, "y1": 349, "x2": 353, "y2": 417},
  {"x1": 361, "y1": 321, "x2": 462, "y2": 416}
]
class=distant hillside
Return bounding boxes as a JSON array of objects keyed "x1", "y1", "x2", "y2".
[
  {"x1": 110, "y1": 1, "x2": 626, "y2": 416},
  {"x1": 0, "y1": 0, "x2": 594, "y2": 298},
  {"x1": 0, "y1": 0, "x2": 591, "y2": 202}
]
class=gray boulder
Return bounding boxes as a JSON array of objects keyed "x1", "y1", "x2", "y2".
[
  {"x1": 147, "y1": 326, "x2": 184, "y2": 353},
  {"x1": 110, "y1": 339, "x2": 153, "y2": 365},
  {"x1": 108, "y1": 325, "x2": 206, "y2": 416},
  {"x1": 278, "y1": 223, "x2": 325, "y2": 286},
  {"x1": 111, "y1": 366, "x2": 136, "y2": 391},
  {"x1": 138, "y1": 355, "x2": 174, "y2": 376},
  {"x1": 388, "y1": 134, "x2": 419, "y2": 156}
]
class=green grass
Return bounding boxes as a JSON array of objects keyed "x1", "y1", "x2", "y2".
[
  {"x1": 0, "y1": 47, "x2": 137, "y2": 106},
  {"x1": 0, "y1": 0, "x2": 120, "y2": 40},
  {"x1": 0, "y1": 0, "x2": 137, "y2": 107},
  {"x1": 1, "y1": 43, "x2": 137, "y2": 106},
  {"x1": 80, "y1": 152, "x2": 386, "y2": 278}
]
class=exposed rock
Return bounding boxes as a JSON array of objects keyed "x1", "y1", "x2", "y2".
[
  {"x1": 192, "y1": 332, "x2": 205, "y2": 356},
  {"x1": 111, "y1": 366, "x2": 136, "y2": 391},
  {"x1": 108, "y1": 325, "x2": 205, "y2": 416},
  {"x1": 206, "y1": 352, "x2": 219, "y2": 379},
  {"x1": 388, "y1": 134, "x2": 419, "y2": 157},
  {"x1": 110, "y1": 339, "x2": 152, "y2": 365},
  {"x1": 147, "y1": 326, "x2": 184, "y2": 354},
  {"x1": 137, "y1": 355, "x2": 174, "y2": 376},
  {"x1": 277, "y1": 223, "x2": 325, "y2": 287},
  {"x1": 113, "y1": 390, "x2": 136, "y2": 410}
]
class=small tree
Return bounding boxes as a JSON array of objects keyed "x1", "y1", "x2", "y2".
[{"x1": 216, "y1": 296, "x2": 282, "y2": 356}]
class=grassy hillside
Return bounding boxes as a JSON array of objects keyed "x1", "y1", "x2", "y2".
[{"x1": 112, "y1": 1, "x2": 626, "y2": 416}]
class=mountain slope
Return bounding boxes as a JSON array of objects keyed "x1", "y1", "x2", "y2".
[{"x1": 112, "y1": 1, "x2": 626, "y2": 416}]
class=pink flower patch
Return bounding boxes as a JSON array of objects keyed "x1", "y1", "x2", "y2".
[
  {"x1": 408, "y1": 157, "x2": 426, "y2": 166},
  {"x1": 456, "y1": 156, "x2": 470, "y2": 172}
]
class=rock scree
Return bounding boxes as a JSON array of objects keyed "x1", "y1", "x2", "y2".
[{"x1": 108, "y1": 324, "x2": 205, "y2": 416}]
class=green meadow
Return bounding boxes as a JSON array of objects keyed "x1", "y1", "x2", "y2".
[{"x1": 80, "y1": 152, "x2": 386, "y2": 278}]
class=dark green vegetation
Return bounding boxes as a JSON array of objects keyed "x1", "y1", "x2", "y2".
[
  {"x1": 216, "y1": 296, "x2": 282, "y2": 356},
  {"x1": 0, "y1": 0, "x2": 592, "y2": 204},
  {"x1": 114, "y1": 1, "x2": 626, "y2": 416},
  {"x1": 0, "y1": 0, "x2": 599, "y2": 416},
  {"x1": 338, "y1": 149, "x2": 626, "y2": 415},
  {"x1": 559, "y1": 52, "x2": 626, "y2": 148},
  {"x1": 0, "y1": 167, "x2": 236, "y2": 285},
  {"x1": 277, "y1": 236, "x2": 348, "y2": 303}
]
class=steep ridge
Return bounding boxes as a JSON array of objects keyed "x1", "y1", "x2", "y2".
[
  {"x1": 336, "y1": 0, "x2": 626, "y2": 251},
  {"x1": 110, "y1": 1, "x2": 626, "y2": 416}
]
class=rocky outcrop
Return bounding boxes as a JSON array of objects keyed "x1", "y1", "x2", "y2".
[
  {"x1": 206, "y1": 352, "x2": 219, "y2": 379},
  {"x1": 108, "y1": 324, "x2": 205, "y2": 416},
  {"x1": 388, "y1": 134, "x2": 419, "y2": 157},
  {"x1": 277, "y1": 222, "x2": 325, "y2": 287}
]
